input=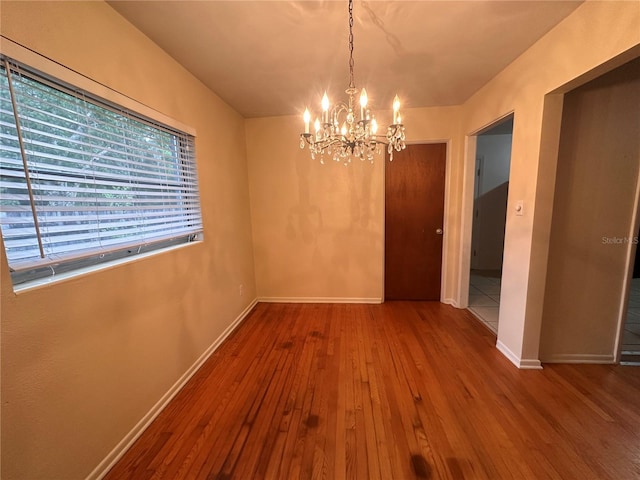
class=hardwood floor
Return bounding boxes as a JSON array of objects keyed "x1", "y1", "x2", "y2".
[{"x1": 105, "y1": 302, "x2": 640, "y2": 479}]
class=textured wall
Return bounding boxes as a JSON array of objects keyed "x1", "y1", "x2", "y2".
[
  {"x1": 457, "y1": 0, "x2": 640, "y2": 365},
  {"x1": 1, "y1": 1, "x2": 639, "y2": 478},
  {"x1": 0, "y1": 2, "x2": 256, "y2": 478},
  {"x1": 245, "y1": 107, "x2": 462, "y2": 303},
  {"x1": 540, "y1": 58, "x2": 640, "y2": 361}
]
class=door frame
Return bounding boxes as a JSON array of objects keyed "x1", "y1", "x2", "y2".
[
  {"x1": 614, "y1": 165, "x2": 640, "y2": 362},
  {"x1": 458, "y1": 112, "x2": 515, "y2": 309},
  {"x1": 381, "y1": 140, "x2": 452, "y2": 302},
  {"x1": 470, "y1": 154, "x2": 484, "y2": 270}
]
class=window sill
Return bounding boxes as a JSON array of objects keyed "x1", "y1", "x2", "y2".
[{"x1": 13, "y1": 240, "x2": 202, "y2": 295}]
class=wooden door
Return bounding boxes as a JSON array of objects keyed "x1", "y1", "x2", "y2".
[{"x1": 385, "y1": 143, "x2": 446, "y2": 300}]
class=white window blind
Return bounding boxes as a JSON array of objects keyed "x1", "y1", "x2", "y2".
[{"x1": 0, "y1": 57, "x2": 203, "y2": 285}]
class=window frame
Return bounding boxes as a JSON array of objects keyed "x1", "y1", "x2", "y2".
[{"x1": 0, "y1": 46, "x2": 203, "y2": 290}]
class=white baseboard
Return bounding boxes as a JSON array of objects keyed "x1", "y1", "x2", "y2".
[
  {"x1": 496, "y1": 340, "x2": 543, "y2": 369},
  {"x1": 496, "y1": 340, "x2": 520, "y2": 367},
  {"x1": 542, "y1": 353, "x2": 616, "y2": 364},
  {"x1": 442, "y1": 297, "x2": 460, "y2": 308},
  {"x1": 258, "y1": 297, "x2": 383, "y2": 304},
  {"x1": 518, "y1": 358, "x2": 543, "y2": 369},
  {"x1": 86, "y1": 298, "x2": 259, "y2": 480}
]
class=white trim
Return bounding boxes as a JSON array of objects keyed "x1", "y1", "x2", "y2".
[
  {"x1": 457, "y1": 135, "x2": 477, "y2": 308},
  {"x1": 614, "y1": 163, "x2": 640, "y2": 362},
  {"x1": 472, "y1": 112, "x2": 516, "y2": 137},
  {"x1": 518, "y1": 358, "x2": 544, "y2": 369},
  {"x1": 14, "y1": 241, "x2": 201, "y2": 295},
  {"x1": 440, "y1": 139, "x2": 452, "y2": 303},
  {"x1": 86, "y1": 298, "x2": 258, "y2": 480},
  {"x1": 442, "y1": 297, "x2": 459, "y2": 308},
  {"x1": 496, "y1": 340, "x2": 543, "y2": 369},
  {"x1": 542, "y1": 354, "x2": 616, "y2": 364},
  {"x1": 496, "y1": 340, "x2": 520, "y2": 366},
  {"x1": 381, "y1": 147, "x2": 387, "y2": 302},
  {"x1": 258, "y1": 297, "x2": 383, "y2": 304},
  {"x1": 1, "y1": 36, "x2": 196, "y2": 136}
]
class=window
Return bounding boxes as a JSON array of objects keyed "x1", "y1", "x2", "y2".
[{"x1": 0, "y1": 56, "x2": 203, "y2": 286}]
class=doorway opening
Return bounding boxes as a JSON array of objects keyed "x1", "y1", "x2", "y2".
[{"x1": 468, "y1": 116, "x2": 513, "y2": 332}]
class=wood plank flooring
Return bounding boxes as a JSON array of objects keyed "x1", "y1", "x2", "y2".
[{"x1": 105, "y1": 302, "x2": 640, "y2": 479}]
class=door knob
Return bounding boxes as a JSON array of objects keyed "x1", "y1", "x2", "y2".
[{"x1": 436, "y1": 228, "x2": 443, "y2": 235}]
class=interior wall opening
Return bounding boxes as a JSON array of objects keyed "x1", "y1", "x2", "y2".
[{"x1": 539, "y1": 56, "x2": 640, "y2": 364}]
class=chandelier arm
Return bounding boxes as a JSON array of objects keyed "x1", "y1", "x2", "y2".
[
  {"x1": 367, "y1": 136, "x2": 390, "y2": 145},
  {"x1": 321, "y1": 138, "x2": 347, "y2": 148},
  {"x1": 300, "y1": 133, "x2": 314, "y2": 146},
  {"x1": 306, "y1": 137, "x2": 345, "y2": 149},
  {"x1": 299, "y1": 0, "x2": 405, "y2": 162},
  {"x1": 330, "y1": 103, "x2": 350, "y2": 118},
  {"x1": 317, "y1": 134, "x2": 390, "y2": 147},
  {"x1": 332, "y1": 102, "x2": 350, "y2": 111}
]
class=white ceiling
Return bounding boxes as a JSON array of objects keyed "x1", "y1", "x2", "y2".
[{"x1": 108, "y1": 0, "x2": 584, "y2": 118}]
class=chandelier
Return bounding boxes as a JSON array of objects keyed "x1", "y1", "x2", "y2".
[{"x1": 299, "y1": 0, "x2": 406, "y2": 164}]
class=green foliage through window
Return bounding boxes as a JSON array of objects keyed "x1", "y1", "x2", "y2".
[{"x1": 0, "y1": 57, "x2": 203, "y2": 286}]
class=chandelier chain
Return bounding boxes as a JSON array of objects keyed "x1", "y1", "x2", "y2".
[
  {"x1": 348, "y1": 0, "x2": 355, "y2": 89},
  {"x1": 299, "y1": 0, "x2": 406, "y2": 164}
]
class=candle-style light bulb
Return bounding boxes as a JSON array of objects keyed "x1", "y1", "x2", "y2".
[
  {"x1": 321, "y1": 92, "x2": 330, "y2": 123},
  {"x1": 314, "y1": 118, "x2": 321, "y2": 133},
  {"x1": 341, "y1": 122, "x2": 347, "y2": 136},
  {"x1": 359, "y1": 88, "x2": 368, "y2": 119},
  {"x1": 303, "y1": 108, "x2": 311, "y2": 134},
  {"x1": 392, "y1": 95, "x2": 401, "y2": 124},
  {"x1": 371, "y1": 117, "x2": 378, "y2": 134}
]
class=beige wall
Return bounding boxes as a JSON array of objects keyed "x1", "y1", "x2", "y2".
[
  {"x1": 246, "y1": 115, "x2": 384, "y2": 301},
  {"x1": 246, "y1": 107, "x2": 461, "y2": 302},
  {"x1": 540, "y1": 58, "x2": 640, "y2": 362},
  {"x1": 1, "y1": 0, "x2": 639, "y2": 478},
  {"x1": 456, "y1": 0, "x2": 640, "y2": 366},
  {"x1": 247, "y1": 2, "x2": 640, "y2": 368},
  {"x1": 0, "y1": 2, "x2": 256, "y2": 479}
]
